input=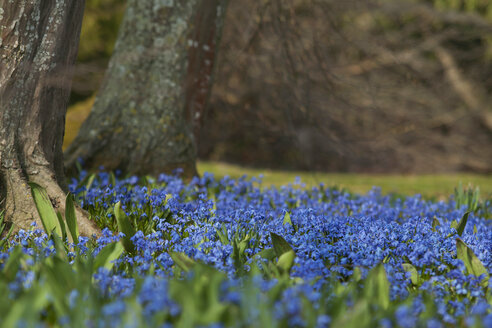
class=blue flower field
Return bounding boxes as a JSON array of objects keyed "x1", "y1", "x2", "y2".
[{"x1": 0, "y1": 171, "x2": 491, "y2": 327}]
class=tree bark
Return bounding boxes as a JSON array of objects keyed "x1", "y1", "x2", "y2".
[
  {"x1": 64, "y1": 0, "x2": 228, "y2": 178},
  {"x1": 0, "y1": 0, "x2": 100, "y2": 237}
]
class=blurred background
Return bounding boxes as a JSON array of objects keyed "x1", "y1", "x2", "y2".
[{"x1": 67, "y1": 0, "x2": 492, "y2": 175}]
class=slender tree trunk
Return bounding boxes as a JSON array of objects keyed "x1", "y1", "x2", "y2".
[
  {"x1": 0, "y1": 0, "x2": 100, "y2": 237},
  {"x1": 64, "y1": 1, "x2": 228, "y2": 178}
]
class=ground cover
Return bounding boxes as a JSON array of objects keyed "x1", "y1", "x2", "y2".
[{"x1": 0, "y1": 171, "x2": 490, "y2": 327}]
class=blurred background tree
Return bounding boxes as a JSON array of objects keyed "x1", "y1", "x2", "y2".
[
  {"x1": 65, "y1": 1, "x2": 228, "y2": 177},
  {"x1": 66, "y1": 0, "x2": 492, "y2": 174}
]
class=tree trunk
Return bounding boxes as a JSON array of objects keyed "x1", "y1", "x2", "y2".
[
  {"x1": 64, "y1": 1, "x2": 228, "y2": 178},
  {"x1": 0, "y1": 0, "x2": 100, "y2": 237}
]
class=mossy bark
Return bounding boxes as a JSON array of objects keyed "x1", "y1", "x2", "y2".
[
  {"x1": 65, "y1": 1, "x2": 228, "y2": 178},
  {"x1": 0, "y1": 0, "x2": 100, "y2": 237}
]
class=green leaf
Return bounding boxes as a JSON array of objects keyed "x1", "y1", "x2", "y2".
[
  {"x1": 270, "y1": 232, "x2": 294, "y2": 258},
  {"x1": 51, "y1": 231, "x2": 68, "y2": 261},
  {"x1": 232, "y1": 238, "x2": 248, "y2": 275},
  {"x1": 456, "y1": 238, "x2": 489, "y2": 287},
  {"x1": 283, "y1": 212, "x2": 292, "y2": 227},
  {"x1": 2, "y1": 246, "x2": 23, "y2": 281},
  {"x1": 65, "y1": 193, "x2": 79, "y2": 244},
  {"x1": 450, "y1": 220, "x2": 458, "y2": 230},
  {"x1": 76, "y1": 173, "x2": 96, "y2": 195},
  {"x1": 114, "y1": 201, "x2": 136, "y2": 254},
  {"x1": 402, "y1": 263, "x2": 419, "y2": 285},
  {"x1": 363, "y1": 263, "x2": 390, "y2": 310},
  {"x1": 3, "y1": 286, "x2": 49, "y2": 328},
  {"x1": 352, "y1": 267, "x2": 362, "y2": 282},
  {"x1": 42, "y1": 256, "x2": 73, "y2": 315},
  {"x1": 170, "y1": 252, "x2": 195, "y2": 272},
  {"x1": 457, "y1": 212, "x2": 470, "y2": 237},
  {"x1": 85, "y1": 173, "x2": 96, "y2": 193},
  {"x1": 165, "y1": 194, "x2": 173, "y2": 203},
  {"x1": 255, "y1": 248, "x2": 277, "y2": 261},
  {"x1": 28, "y1": 182, "x2": 62, "y2": 237},
  {"x1": 277, "y1": 250, "x2": 296, "y2": 274},
  {"x1": 238, "y1": 238, "x2": 249, "y2": 255},
  {"x1": 75, "y1": 160, "x2": 82, "y2": 174},
  {"x1": 94, "y1": 242, "x2": 124, "y2": 271},
  {"x1": 56, "y1": 211, "x2": 67, "y2": 241},
  {"x1": 46, "y1": 256, "x2": 74, "y2": 289},
  {"x1": 332, "y1": 299, "x2": 371, "y2": 328}
]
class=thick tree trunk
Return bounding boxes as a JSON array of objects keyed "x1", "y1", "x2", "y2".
[
  {"x1": 0, "y1": 0, "x2": 100, "y2": 237},
  {"x1": 64, "y1": 1, "x2": 228, "y2": 178}
]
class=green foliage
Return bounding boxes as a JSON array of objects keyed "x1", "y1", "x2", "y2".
[
  {"x1": 252, "y1": 233, "x2": 298, "y2": 279},
  {"x1": 215, "y1": 223, "x2": 229, "y2": 245},
  {"x1": 454, "y1": 183, "x2": 492, "y2": 219},
  {"x1": 114, "y1": 201, "x2": 136, "y2": 255},
  {"x1": 2, "y1": 184, "x2": 128, "y2": 326},
  {"x1": 456, "y1": 238, "x2": 489, "y2": 287},
  {"x1": 29, "y1": 182, "x2": 63, "y2": 238},
  {"x1": 94, "y1": 242, "x2": 124, "y2": 271},
  {"x1": 2, "y1": 180, "x2": 489, "y2": 326},
  {"x1": 270, "y1": 232, "x2": 294, "y2": 258},
  {"x1": 277, "y1": 250, "x2": 296, "y2": 275},
  {"x1": 456, "y1": 211, "x2": 470, "y2": 236},
  {"x1": 402, "y1": 263, "x2": 420, "y2": 286},
  {"x1": 363, "y1": 263, "x2": 390, "y2": 310},
  {"x1": 168, "y1": 264, "x2": 234, "y2": 327},
  {"x1": 170, "y1": 252, "x2": 195, "y2": 273},
  {"x1": 65, "y1": 193, "x2": 80, "y2": 244},
  {"x1": 454, "y1": 182, "x2": 481, "y2": 213}
]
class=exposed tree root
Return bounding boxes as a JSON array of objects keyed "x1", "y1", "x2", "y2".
[{"x1": 1, "y1": 166, "x2": 101, "y2": 239}]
